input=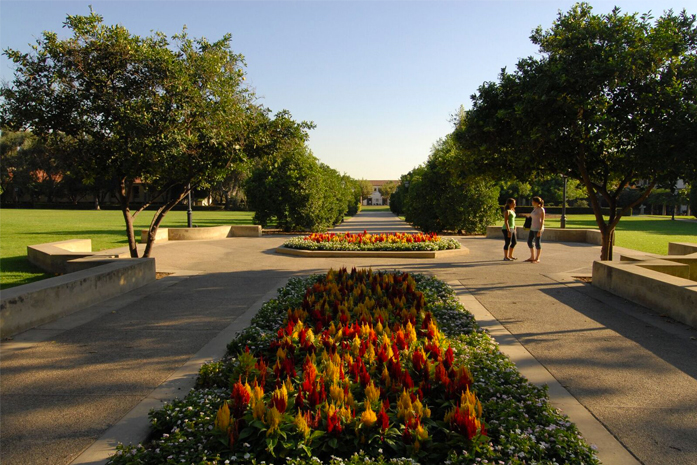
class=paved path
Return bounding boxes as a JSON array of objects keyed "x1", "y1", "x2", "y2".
[
  {"x1": 2, "y1": 211, "x2": 696, "y2": 465},
  {"x1": 331, "y1": 209, "x2": 416, "y2": 232}
]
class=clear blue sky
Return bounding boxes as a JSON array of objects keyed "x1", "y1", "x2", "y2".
[{"x1": 1, "y1": 1, "x2": 692, "y2": 180}]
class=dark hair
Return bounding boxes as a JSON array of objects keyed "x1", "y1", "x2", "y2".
[
  {"x1": 532, "y1": 196, "x2": 544, "y2": 207},
  {"x1": 504, "y1": 198, "x2": 516, "y2": 210}
]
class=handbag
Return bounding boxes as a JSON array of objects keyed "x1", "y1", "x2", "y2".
[{"x1": 523, "y1": 216, "x2": 532, "y2": 230}]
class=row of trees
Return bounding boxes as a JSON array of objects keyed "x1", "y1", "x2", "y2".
[
  {"x1": 246, "y1": 144, "x2": 361, "y2": 231},
  {"x1": 1, "y1": 10, "x2": 360, "y2": 253},
  {"x1": 394, "y1": 3, "x2": 697, "y2": 259},
  {"x1": 390, "y1": 135, "x2": 500, "y2": 234}
]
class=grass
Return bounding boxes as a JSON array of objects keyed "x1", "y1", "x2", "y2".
[
  {"x1": 515, "y1": 214, "x2": 697, "y2": 255},
  {"x1": 0, "y1": 209, "x2": 256, "y2": 289},
  {"x1": 362, "y1": 205, "x2": 391, "y2": 212}
]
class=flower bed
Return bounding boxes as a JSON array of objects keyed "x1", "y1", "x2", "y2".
[
  {"x1": 283, "y1": 232, "x2": 460, "y2": 251},
  {"x1": 110, "y1": 269, "x2": 599, "y2": 465}
]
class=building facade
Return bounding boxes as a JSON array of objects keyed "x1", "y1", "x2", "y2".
[{"x1": 362, "y1": 180, "x2": 399, "y2": 206}]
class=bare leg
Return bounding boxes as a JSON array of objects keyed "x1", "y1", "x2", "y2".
[{"x1": 526, "y1": 248, "x2": 535, "y2": 262}]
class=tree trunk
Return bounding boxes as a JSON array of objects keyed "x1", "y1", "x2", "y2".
[
  {"x1": 118, "y1": 180, "x2": 139, "y2": 258},
  {"x1": 121, "y1": 207, "x2": 139, "y2": 258},
  {"x1": 143, "y1": 190, "x2": 189, "y2": 258},
  {"x1": 94, "y1": 195, "x2": 100, "y2": 210}
]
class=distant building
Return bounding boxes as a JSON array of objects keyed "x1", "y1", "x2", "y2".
[{"x1": 363, "y1": 180, "x2": 399, "y2": 206}]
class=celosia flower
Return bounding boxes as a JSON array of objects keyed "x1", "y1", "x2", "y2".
[
  {"x1": 365, "y1": 380, "x2": 380, "y2": 405},
  {"x1": 266, "y1": 406, "x2": 282, "y2": 435},
  {"x1": 271, "y1": 385, "x2": 288, "y2": 413},
  {"x1": 231, "y1": 380, "x2": 252, "y2": 418},
  {"x1": 377, "y1": 406, "x2": 389, "y2": 431},
  {"x1": 361, "y1": 404, "x2": 377, "y2": 428},
  {"x1": 294, "y1": 411, "x2": 311, "y2": 438},
  {"x1": 214, "y1": 402, "x2": 231, "y2": 433}
]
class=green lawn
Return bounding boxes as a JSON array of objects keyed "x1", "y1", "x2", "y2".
[
  {"x1": 518, "y1": 214, "x2": 696, "y2": 255},
  {"x1": 0, "y1": 209, "x2": 256, "y2": 289}
]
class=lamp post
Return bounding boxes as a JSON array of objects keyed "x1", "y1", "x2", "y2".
[
  {"x1": 187, "y1": 183, "x2": 193, "y2": 228},
  {"x1": 561, "y1": 174, "x2": 568, "y2": 229}
]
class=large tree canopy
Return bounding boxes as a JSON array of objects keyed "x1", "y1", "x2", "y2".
[
  {"x1": 455, "y1": 3, "x2": 697, "y2": 259},
  {"x1": 1, "y1": 11, "x2": 260, "y2": 257}
]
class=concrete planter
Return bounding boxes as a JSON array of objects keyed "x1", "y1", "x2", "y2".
[
  {"x1": 140, "y1": 225, "x2": 262, "y2": 243},
  {"x1": 1, "y1": 258, "x2": 155, "y2": 338}
]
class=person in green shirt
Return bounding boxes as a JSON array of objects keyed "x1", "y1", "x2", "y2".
[{"x1": 502, "y1": 198, "x2": 517, "y2": 260}]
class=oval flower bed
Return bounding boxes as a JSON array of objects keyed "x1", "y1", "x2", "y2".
[
  {"x1": 109, "y1": 269, "x2": 599, "y2": 465},
  {"x1": 283, "y1": 231, "x2": 461, "y2": 251}
]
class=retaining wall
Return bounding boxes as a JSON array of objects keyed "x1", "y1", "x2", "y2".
[
  {"x1": 140, "y1": 225, "x2": 262, "y2": 243},
  {"x1": 592, "y1": 260, "x2": 697, "y2": 328},
  {"x1": 0, "y1": 258, "x2": 155, "y2": 338},
  {"x1": 485, "y1": 226, "x2": 607, "y2": 245}
]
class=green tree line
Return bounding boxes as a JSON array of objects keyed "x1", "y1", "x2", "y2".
[{"x1": 1, "y1": 10, "x2": 361, "y2": 254}]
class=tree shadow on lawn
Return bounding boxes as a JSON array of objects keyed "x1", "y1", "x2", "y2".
[{"x1": 0, "y1": 256, "x2": 52, "y2": 290}]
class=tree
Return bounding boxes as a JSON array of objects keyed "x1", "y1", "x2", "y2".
[
  {"x1": 358, "y1": 179, "x2": 373, "y2": 204},
  {"x1": 378, "y1": 181, "x2": 398, "y2": 204},
  {"x1": 246, "y1": 144, "x2": 351, "y2": 232},
  {"x1": 1, "y1": 11, "x2": 256, "y2": 257},
  {"x1": 456, "y1": 3, "x2": 697, "y2": 259},
  {"x1": 402, "y1": 136, "x2": 500, "y2": 234}
]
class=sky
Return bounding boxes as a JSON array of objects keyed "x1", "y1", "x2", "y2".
[{"x1": 1, "y1": 0, "x2": 693, "y2": 180}]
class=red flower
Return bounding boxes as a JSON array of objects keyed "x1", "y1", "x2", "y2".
[
  {"x1": 327, "y1": 410, "x2": 343, "y2": 435},
  {"x1": 377, "y1": 406, "x2": 389, "y2": 431},
  {"x1": 230, "y1": 380, "x2": 251, "y2": 418}
]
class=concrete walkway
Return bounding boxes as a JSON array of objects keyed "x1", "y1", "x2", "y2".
[
  {"x1": 331, "y1": 209, "x2": 416, "y2": 232},
  {"x1": 2, "y1": 210, "x2": 696, "y2": 465}
]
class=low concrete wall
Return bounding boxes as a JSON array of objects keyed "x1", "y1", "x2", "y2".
[
  {"x1": 592, "y1": 260, "x2": 697, "y2": 328},
  {"x1": 669, "y1": 242, "x2": 697, "y2": 256},
  {"x1": 620, "y1": 248, "x2": 697, "y2": 281},
  {"x1": 275, "y1": 246, "x2": 469, "y2": 259},
  {"x1": 27, "y1": 239, "x2": 129, "y2": 274},
  {"x1": 140, "y1": 225, "x2": 262, "y2": 243},
  {"x1": 485, "y1": 226, "x2": 608, "y2": 245},
  {"x1": 0, "y1": 258, "x2": 156, "y2": 338}
]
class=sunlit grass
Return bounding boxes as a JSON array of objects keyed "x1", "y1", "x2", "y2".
[
  {"x1": 0, "y1": 209, "x2": 256, "y2": 289},
  {"x1": 515, "y1": 214, "x2": 696, "y2": 255}
]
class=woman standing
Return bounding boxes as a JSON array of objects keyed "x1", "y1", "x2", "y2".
[
  {"x1": 502, "y1": 198, "x2": 517, "y2": 261},
  {"x1": 526, "y1": 196, "x2": 545, "y2": 263}
]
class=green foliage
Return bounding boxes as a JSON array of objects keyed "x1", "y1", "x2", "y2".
[
  {"x1": 109, "y1": 273, "x2": 599, "y2": 465},
  {"x1": 245, "y1": 146, "x2": 352, "y2": 232},
  {"x1": 358, "y1": 179, "x2": 374, "y2": 199},
  {"x1": 402, "y1": 136, "x2": 500, "y2": 233},
  {"x1": 0, "y1": 10, "x2": 258, "y2": 257},
  {"x1": 378, "y1": 181, "x2": 398, "y2": 201},
  {"x1": 455, "y1": 3, "x2": 697, "y2": 259}
]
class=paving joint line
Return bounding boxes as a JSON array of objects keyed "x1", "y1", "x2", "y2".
[
  {"x1": 69, "y1": 277, "x2": 290, "y2": 465},
  {"x1": 448, "y1": 280, "x2": 641, "y2": 465}
]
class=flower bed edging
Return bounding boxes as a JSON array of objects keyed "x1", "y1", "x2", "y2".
[
  {"x1": 283, "y1": 232, "x2": 462, "y2": 252},
  {"x1": 109, "y1": 270, "x2": 599, "y2": 465},
  {"x1": 274, "y1": 246, "x2": 469, "y2": 259}
]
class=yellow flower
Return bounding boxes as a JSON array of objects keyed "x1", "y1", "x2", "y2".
[
  {"x1": 365, "y1": 381, "x2": 380, "y2": 405},
  {"x1": 361, "y1": 404, "x2": 377, "y2": 428},
  {"x1": 284, "y1": 376, "x2": 295, "y2": 393},
  {"x1": 415, "y1": 423, "x2": 428, "y2": 441},
  {"x1": 266, "y1": 406, "x2": 282, "y2": 435},
  {"x1": 330, "y1": 383, "x2": 345, "y2": 404},
  {"x1": 214, "y1": 402, "x2": 231, "y2": 432},
  {"x1": 294, "y1": 411, "x2": 311, "y2": 438},
  {"x1": 250, "y1": 384, "x2": 265, "y2": 421}
]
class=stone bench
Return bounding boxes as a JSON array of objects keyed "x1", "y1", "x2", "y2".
[
  {"x1": 594, "y1": 242, "x2": 697, "y2": 328},
  {"x1": 485, "y1": 226, "x2": 608, "y2": 245},
  {"x1": 140, "y1": 225, "x2": 262, "y2": 243},
  {"x1": 27, "y1": 239, "x2": 130, "y2": 275},
  {"x1": 1, "y1": 258, "x2": 155, "y2": 339}
]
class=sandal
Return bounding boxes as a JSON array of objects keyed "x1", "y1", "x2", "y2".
[{"x1": 503, "y1": 257, "x2": 511, "y2": 261}]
